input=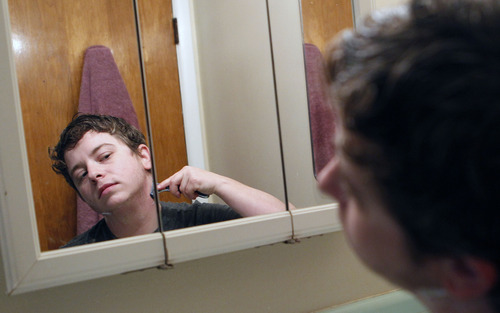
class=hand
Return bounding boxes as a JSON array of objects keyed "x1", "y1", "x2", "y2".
[
  {"x1": 158, "y1": 166, "x2": 288, "y2": 216},
  {"x1": 157, "y1": 166, "x2": 220, "y2": 200}
]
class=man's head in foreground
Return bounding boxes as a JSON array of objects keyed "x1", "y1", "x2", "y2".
[{"x1": 319, "y1": 0, "x2": 500, "y2": 311}]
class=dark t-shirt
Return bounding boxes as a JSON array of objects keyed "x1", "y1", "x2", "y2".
[{"x1": 62, "y1": 201, "x2": 241, "y2": 248}]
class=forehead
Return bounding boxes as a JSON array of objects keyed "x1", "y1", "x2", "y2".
[
  {"x1": 64, "y1": 131, "x2": 123, "y2": 161},
  {"x1": 75, "y1": 131, "x2": 121, "y2": 148}
]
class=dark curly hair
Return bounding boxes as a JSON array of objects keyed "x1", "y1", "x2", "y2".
[
  {"x1": 326, "y1": 0, "x2": 500, "y2": 308},
  {"x1": 49, "y1": 114, "x2": 147, "y2": 191}
]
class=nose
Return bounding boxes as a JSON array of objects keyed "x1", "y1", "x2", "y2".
[
  {"x1": 86, "y1": 163, "x2": 104, "y2": 182},
  {"x1": 317, "y1": 157, "x2": 340, "y2": 197}
]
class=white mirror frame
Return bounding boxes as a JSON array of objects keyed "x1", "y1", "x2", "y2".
[{"x1": 0, "y1": 0, "x2": 339, "y2": 295}]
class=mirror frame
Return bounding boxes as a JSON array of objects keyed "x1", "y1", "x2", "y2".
[{"x1": 0, "y1": 0, "x2": 339, "y2": 295}]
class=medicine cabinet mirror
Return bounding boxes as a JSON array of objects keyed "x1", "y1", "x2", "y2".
[
  {"x1": 0, "y1": 0, "x2": 388, "y2": 295},
  {"x1": 7, "y1": 0, "x2": 288, "y2": 252}
]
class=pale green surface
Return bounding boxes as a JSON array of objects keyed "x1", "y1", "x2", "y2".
[{"x1": 317, "y1": 290, "x2": 428, "y2": 313}]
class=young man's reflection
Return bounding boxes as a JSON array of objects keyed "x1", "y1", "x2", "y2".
[
  {"x1": 50, "y1": 114, "x2": 286, "y2": 247},
  {"x1": 318, "y1": 0, "x2": 500, "y2": 312}
]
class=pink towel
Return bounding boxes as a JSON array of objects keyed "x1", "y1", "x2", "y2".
[
  {"x1": 76, "y1": 45, "x2": 140, "y2": 235},
  {"x1": 304, "y1": 43, "x2": 336, "y2": 176}
]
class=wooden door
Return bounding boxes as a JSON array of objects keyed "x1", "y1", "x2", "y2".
[
  {"x1": 8, "y1": 0, "x2": 188, "y2": 251},
  {"x1": 301, "y1": 0, "x2": 353, "y2": 53},
  {"x1": 137, "y1": 0, "x2": 188, "y2": 195}
]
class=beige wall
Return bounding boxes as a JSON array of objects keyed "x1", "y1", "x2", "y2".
[{"x1": 1, "y1": 232, "x2": 394, "y2": 313}]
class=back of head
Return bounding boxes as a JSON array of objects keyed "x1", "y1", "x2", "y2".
[
  {"x1": 49, "y1": 114, "x2": 146, "y2": 190},
  {"x1": 326, "y1": 0, "x2": 500, "y2": 307}
]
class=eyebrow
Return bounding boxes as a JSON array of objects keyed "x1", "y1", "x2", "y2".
[{"x1": 68, "y1": 143, "x2": 116, "y2": 178}]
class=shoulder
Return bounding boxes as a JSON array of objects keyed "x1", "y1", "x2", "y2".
[
  {"x1": 60, "y1": 219, "x2": 114, "y2": 248},
  {"x1": 160, "y1": 201, "x2": 241, "y2": 231}
]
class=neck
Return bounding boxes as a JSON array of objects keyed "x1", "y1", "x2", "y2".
[
  {"x1": 415, "y1": 289, "x2": 495, "y2": 313},
  {"x1": 104, "y1": 192, "x2": 159, "y2": 239}
]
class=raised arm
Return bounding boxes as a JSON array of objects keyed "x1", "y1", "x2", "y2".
[{"x1": 156, "y1": 166, "x2": 288, "y2": 217}]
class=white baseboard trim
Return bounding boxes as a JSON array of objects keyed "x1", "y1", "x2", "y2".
[{"x1": 315, "y1": 290, "x2": 428, "y2": 313}]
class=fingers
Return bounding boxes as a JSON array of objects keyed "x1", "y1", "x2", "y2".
[
  {"x1": 157, "y1": 166, "x2": 213, "y2": 199},
  {"x1": 156, "y1": 177, "x2": 175, "y2": 196},
  {"x1": 178, "y1": 173, "x2": 197, "y2": 199}
]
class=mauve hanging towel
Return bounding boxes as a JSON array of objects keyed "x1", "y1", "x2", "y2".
[
  {"x1": 76, "y1": 45, "x2": 140, "y2": 235},
  {"x1": 304, "y1": 43, "x2": 336, "y2": 176}
]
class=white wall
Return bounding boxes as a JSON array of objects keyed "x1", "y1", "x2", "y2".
[{"x1": 1, "y1": 232, "x2": 394, "y2": 313}]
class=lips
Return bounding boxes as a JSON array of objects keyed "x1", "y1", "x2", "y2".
[{"x1": 98, "y1": 183, "x2": 117, "y2": 199}]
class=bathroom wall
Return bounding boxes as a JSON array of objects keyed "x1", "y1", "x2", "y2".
[{"x1": 0, "y1": 232, "x2": 394, "y2": 313}]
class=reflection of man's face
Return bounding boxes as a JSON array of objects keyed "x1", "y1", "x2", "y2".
[
  {"x1": 317, "y1": 127, "x2": 439, "y2": 291},
  {"x1": 64, "y1": 131, "x2": 152, "y2": 215}
]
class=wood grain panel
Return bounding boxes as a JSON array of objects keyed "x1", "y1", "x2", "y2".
[
  {"x1": 301, "y1": 0, "x2": 353, "y2": 54},
  {"x1": 137, "y1": 0, "x2": 189, "y2": 203},
  {"x1": 8, "y1": 0, "x2": 149, "y2": 250}
]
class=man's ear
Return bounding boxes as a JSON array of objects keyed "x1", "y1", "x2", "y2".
[
  {"x1": 137, "y1": 144, "x2": 152, "y2": 170},
  {"x1": 440, "y1": 256, "x2": 497, "y2": 300}
]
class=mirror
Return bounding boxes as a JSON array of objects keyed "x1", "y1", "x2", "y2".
[
  {"x1": 301, "y1": 0, "x2": 408, "y2": 178},
  {"x1": 301, "y1": 0, "x2": 353, "y2": 177},
  {"x1": 263, "y1": 0, "x2": 347, "y2": 210},
  {"x1": 190, "y1": 0, "x2": 288, "y2": 210},
  {"x1": 6, "y1": 0, "x2": 288, "y2": 251},
  {"x1": 285, "y1": 0, "x2": 404, "y2": 210},
  {"x1": 8, "y1": 0, "x2": 149, "y2": 251},
  {"x1": 0, "y1": 0, "x2": 339, "y2": 295}
]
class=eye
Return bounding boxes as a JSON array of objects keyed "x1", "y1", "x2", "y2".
[
  {"x1": 73, "y1": 170, "x2": 87, "y2": 184},
  {"x1": 99, "y1": 153, "x2": 111, "y2": 162}
]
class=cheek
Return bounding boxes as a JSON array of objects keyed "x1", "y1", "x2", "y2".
[
  {"x1": 125, "y1": 157, "x2": 150, "y2": 182},
  {"x1": 342, "y1": 207, "x2": 412, "y2": 279},
  {"x1": 75, "y1": 184, "x2": 93, "y2": 203},
  {"x1": 341, "y1": 204, "x2": 372, "y2": 253},
  {"x1": 341, "y1": 204, "x2": 378, "y2": 254}
]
